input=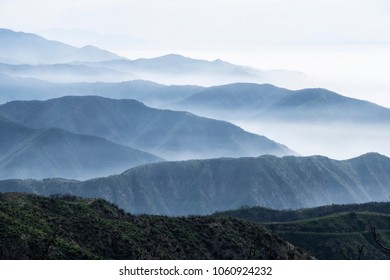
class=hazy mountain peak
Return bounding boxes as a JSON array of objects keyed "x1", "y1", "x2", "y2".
[
  {"x1": 66, "y1": 45, "x2": 125, "y2": 62},
  {"x1": 347, "y1": 152, "x2": 389, "y2": 161},
  {"x1": 47, "y1": 94, "x2": 147, "y2": 107},
  {"x1": 0, "y1": 28, "x2": 38, "y2": 38},
  {"x1": 151, "y1": 54, "x2": 234, "y2": 66},
  {"x1": 159, "y1": 53, "x2": 188, "y2": 59},
  {"x1": 0, "y1": 28, "x2": 124, "y2": 64},
  {"x1": 80, "y1": 45, "x2": 100, "y2": 49}
]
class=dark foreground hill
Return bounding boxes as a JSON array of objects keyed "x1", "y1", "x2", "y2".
[
  {"x1": 1, "y1": 153, "x2": 389, "y2": 216},
  {"x1": 215, "y1": 202, "x2": 390, "y2": 223},
  {"x1": 0, "y1": 193, "x2": 313, "y2": 260},
  {"x1": 217, "y1": 202, "x2": 390, "y2": 260}
]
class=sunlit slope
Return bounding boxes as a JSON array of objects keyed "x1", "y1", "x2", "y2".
[{"x1": 1, "y1": 153, "x2": 389, "y2": 215}]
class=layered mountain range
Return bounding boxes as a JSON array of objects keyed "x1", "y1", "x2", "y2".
[
  {"x1": 0, "y1": 28, "x2": 388, "y2": 181},
  {"x1": 2, "y1": 75, "x2": 389, "y2": 124},
  {"x1": 0, "y1": 95, "x2": 293, "y2": 162},
  {"x1": 1, "y1": 27, "x2": 390, "y2": 260},
  {"x1": 0, "y1": 28, "x2": 313, "y2": 87}
]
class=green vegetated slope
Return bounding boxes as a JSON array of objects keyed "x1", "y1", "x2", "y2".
[
  {"x1": 217, "y1": 202, "x2": 390, "y2": 223},
  {"x1": 217, "y1": 202, "x2": 390, "y2": 260},
  {"x1": 0, "y1": 193, "x2": 313, "y2": 260}
]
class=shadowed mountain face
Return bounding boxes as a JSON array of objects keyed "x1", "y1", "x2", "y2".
[
  {"x1": 0, "y1": 28, "x2": 123, "y2": 64},
  {"x1": 0, "y1": 96, "x2": 293, "y2": 160},
  {"x1": 0, "y1": 193, "x2": 313, "y2": 260},
  {"x1": 1, "y1": 153, "x2": 389, "y2": 216},
  {"x1": 0, "y1": 115, "x2": 161, "y2": 180}
]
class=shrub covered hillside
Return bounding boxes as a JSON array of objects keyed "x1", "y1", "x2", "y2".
[
  {"x1": 217, "y1": 202, "x2": 390, "y2": 259},
  {"x1": 0, "y1": 193, "x2": 313, "y2": 260},
  {"x1": 266, "y1": 212, "x2": 390, "y2": 260}
]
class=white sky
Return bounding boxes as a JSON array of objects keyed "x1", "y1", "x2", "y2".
[{"x1": 1, "y1": 0, "x2": 390, "y2": 107}]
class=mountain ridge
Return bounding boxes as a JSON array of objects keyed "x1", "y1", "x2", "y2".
[
  {"x1": 1, "y1": 153, "x2": 389, "y2": 216},
  {"x1": 0, "y1": 28, "x2": 124, "y2": 64},
  {"x1": 173, "y1": 83, "x2": 390, "y2": 122}
]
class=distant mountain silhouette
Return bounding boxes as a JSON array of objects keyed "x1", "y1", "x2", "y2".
[
  {"x1": 100, "y1": 54, "x2": 256, "y2": 75},
  {"x1": 2, "y1": 76, "x2": 389, "y2": 124},
  {"x1": 0, "y1": 28, "x2": 124, "y2": 64},
  {"x1": 0, "y1": 63, "x2": 136, "y2": 83},
  {"x1": 173, "y1": 83, "x2": 390, "y2": 123},
  {"x1": 173, "y1": 83, "x2": 290, "y2": 119},
  {"x1": 0, "y1": 96, "x2": 294, "y2": 160},
  {"x1": 2, "y1": 153, "x2": 389, "y2": 216},
  {"x1": 86, "y1": 54, "x2": 312, "y2": 87},
  {"x1": 0, "y1": 74, "x2": 203, "y2": 105},
  {"x1": 0, "y1": 115, "x2": 161, "y2": 180},
  {"x1": 253, "y1": 88, "x2": 390, "y2": 122},
  {"x1": 0, "y1": 29, "x2": 314, "y2": 87}
]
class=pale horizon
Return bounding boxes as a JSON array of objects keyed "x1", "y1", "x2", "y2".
[{"x1": 1, "y1": 0, "x2": 389, "y2": 107}]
